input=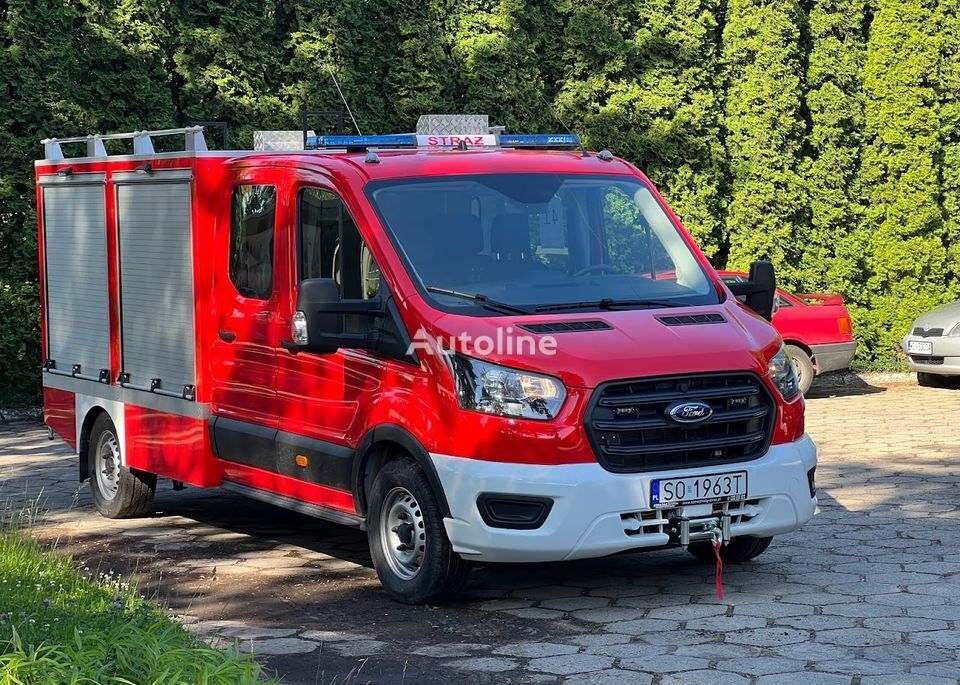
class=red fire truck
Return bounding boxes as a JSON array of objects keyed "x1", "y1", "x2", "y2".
[{"x1": 37, "y1": 120, "x2": 816, "y2": 603}]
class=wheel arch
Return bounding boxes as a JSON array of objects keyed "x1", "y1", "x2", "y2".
[
  {"x1": 77, "y1": 405, "x2": 110, "y2": 483},
  {"x1": 352, "y1": 425, "x2": 451, "y2": 519},
  {"x1": 784, "y1": 340, "x2": 815, "y2": 368}
]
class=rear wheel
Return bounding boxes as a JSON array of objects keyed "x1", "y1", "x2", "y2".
[
  {"x1": 786, "y1": 344, "x2": 815, "y2": 395},
  {"x1": 88, "y1": 413, "x2": 156, "y2": 518},
  {"x1": 688, "y1": 536, "x2": 773, "y2": 564},
  {"x1": 368, "y1": 459, "x2": 470, "y2": 604}
]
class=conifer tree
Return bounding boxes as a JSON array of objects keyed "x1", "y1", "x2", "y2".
[
  {"x1": 860, "y1": 0, "x2": 948, "y2": 364},
  {"x1": 801, "y1": 0, "x2": 867, "y2": 294},
  {"x1": 555, "y1": 0, "x2": 727, "y2": 258},
  {"x1": 722, "y1": 0, "x2": 807, "y2": 284}
]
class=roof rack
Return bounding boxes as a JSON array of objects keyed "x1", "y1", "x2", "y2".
[
  {"x1": 40, "y1": 126, "x2": 210, "y2": 161},
  {"x1": 303, "y1": 132, "x2": 581, "y2": 152}
]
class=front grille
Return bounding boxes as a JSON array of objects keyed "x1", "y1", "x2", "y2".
[
  {"x1": 911, "y1": 355, "x2": 945, "y2": 366},
  {"x1": 586, "y1": 372, "x2": 775, "y2": 473},
  {"x1": 913, "y1": 327, "x2": 944, "y2": 338}
]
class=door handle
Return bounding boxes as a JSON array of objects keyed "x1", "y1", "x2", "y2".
[{"x1": 218, "y1": 330, "x2": 237, "y2": 343}]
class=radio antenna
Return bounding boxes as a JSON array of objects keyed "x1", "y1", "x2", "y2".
[
  {"x1": 538, "y1": 93, "x2": 588, "y2": 157},
  {"x1": 328, "y1": 66, "x2": 362, "y2": 135}
]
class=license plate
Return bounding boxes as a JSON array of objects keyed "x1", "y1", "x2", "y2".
[
  {"x1": 907, "y1": 340, "x2": 933, "y2": 355},
  {"x1": 651, "y1": 471, "x2": 748, "y2": 509}
]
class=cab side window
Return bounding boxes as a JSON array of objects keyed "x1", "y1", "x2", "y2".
[
  {"x1": 300, "y1": 188, "x2": 380, "y2": 300},
  {"x1": 230, "y1": 185, "x2": 277, "y2": 299}
]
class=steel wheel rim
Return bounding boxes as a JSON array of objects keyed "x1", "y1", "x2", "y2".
[
  {"x1": 791, "y1": 356, "x2": 806, "y2": 389},
  {"x1": 95, "y1": 431, "x2": 121, "y2": 501},
  {"x1": 379, "y1": 487, "x2": 426, "y2": 580}
]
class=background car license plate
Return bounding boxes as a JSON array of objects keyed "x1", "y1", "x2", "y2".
[
  {"x1": 651, "y1": 471, "x2": 748, "y2": 509},
  {"x1": 908, "y1": 340, "x2": 933, "y2": 355}
]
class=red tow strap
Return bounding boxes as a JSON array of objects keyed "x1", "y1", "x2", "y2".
[{"x1": 713, "y1": 538, "x2": 725, "y2": 601}]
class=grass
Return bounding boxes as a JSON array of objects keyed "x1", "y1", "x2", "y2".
[{"x1": 0, "y1": 510, "x2": 277, "y2": 685}]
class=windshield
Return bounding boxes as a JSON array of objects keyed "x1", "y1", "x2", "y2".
[{"x1": 367, "y1": 173, "x2": 719, "y2": 314}]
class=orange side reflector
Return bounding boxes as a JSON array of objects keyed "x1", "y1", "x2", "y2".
[
  {"x1": 838, "y1": 317, "x2": 852, "y2": 335},
  {"x1": 295, "y1": 455, "x2": 309, "y2": 468}
]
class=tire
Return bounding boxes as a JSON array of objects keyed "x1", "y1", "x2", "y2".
[
  {"x1": 688, "y1": 536, "x2": 773, "y2": 564},
  {"x1": 917, "y1": 372, "x2": 960, "y2": 389},
  {"x1": 367, "y1": 459, "x2": 470, "y2": 604},
  {"x1": 88, "y1": 413, "x2": 156, "y2": 519},
  {"x1": 786, "y1": 344, "x2": 815, "y2": 395}
]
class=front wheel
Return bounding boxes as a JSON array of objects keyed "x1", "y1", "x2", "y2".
[
  {"x1": 917, "y1": 372, "x2": 960, "y2": 389},
  {"x1": 88, "y1": 413, "x2": 156, "y2": 518},
  {"x1": 367, "y1": 459, "x2": 470, "y2": 604},
  {"x1": 688, "y1": 536, "x2": 773, "y2": 564}
]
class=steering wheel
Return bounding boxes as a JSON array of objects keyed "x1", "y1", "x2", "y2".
[{"x1": 573, "y1": 264, "x2": 618, "y2": 277}]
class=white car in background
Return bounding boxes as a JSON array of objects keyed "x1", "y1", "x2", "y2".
[{"x1": 903, "y1": 300, "x2": 960, "y2": 387}]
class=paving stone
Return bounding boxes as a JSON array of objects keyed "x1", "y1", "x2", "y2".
[
  {"x1": 238, "y1": 637, "x2": 319, "y2": 655},
  {"x1": 503, "y1": 607, "x2": 565, "y2": 620},
  {"x1": 563, "y1": 669, "x2": 653, "y2": 685},
  {"x1": 299, "y1": 630, "x2": 373, "y2": 642},
  {"x1": 715, "y1": 656, "x2": 807, "y2": 676},
  {"x1": 412, "y1": 643, "x2": 490, "y2": 658},
  {"x1": 646, "y1": 604, "x2": 729, "y2": 621},
  {"x1": 493, "y1": 642, "x2": 580, "y2": 658},
  {"x1": 822, "y1": 602, "x2": 901, "y2": 618},
  {"x1": 736, "y1": 601, "x2": 814, "y2": 618},
  {"x1": 449, "y1": 657, "x2": 518, "y2": 673},
  {"x1": 673, "y1": 643, "x2": 762, "y2": 660},
  {"x1": 755, "y1": 674, "x2": 851, "y2": 685},
  {"x1": 605, "y1": 618, "x2": 683, "y2": 635},
  {"x1": 619, "y1": 656, "x2": 708, "y2": 673},
  {"x1": 540, "y1": 595, "x2": 610, "y2": 611},
  {"x1": 477, "y1": 598, "x2": 535, "y2": 611},
  {"x1": 912, "y1": 662, "x2": 960, "y2": 680},
  {"x1": 218, "y1": 626, "x2": 297, "y2": 639},
  {"x1": 573, "y1": 607, "x2": 644, "y2": 623},
  {"x1": 862, "y1": 616, "x2": 949, "y2": 632},
  {"x1": 861, "y1": 676, "x2": 955, "y2": 685},
  {"x1": 660, "y1": 669, "x2": 750, "y2": 685},
  {"x1": 907, "y1": 630, "x2": 960, "y2": 649},
  {"x1": 564, "y1": 633, "x2": 632, "y2": 648},
  {"x1": 815, "y1": 659, "x2": 906, "y2": 676},
  {"x1": 865, "y1": 592, "x2": 943, "y2": 608},
  {"x1": 693, "y1": 614, "x2": 767, "y2": 632},
  {"x1": 724, "y1": 627, "x2": 810, "y2": 647},
  {"x1": 327, "y1": 639, "x2": 386, "y2": 656},
  {"x1": 774, "y1": 614, "x2": 857, "y2": 631},
  {"x1": 589, "y1": 642, "x2": 669, "y2": 659},
  {"x1": 816, "y1": 628, "x2": 902, "y2": 647},
  {"x1": 527, "y1": 654, "x2": 613, "y2": 675},
  {"x1": 861, "y1": 643, "x2": 953, "y2": 663}
]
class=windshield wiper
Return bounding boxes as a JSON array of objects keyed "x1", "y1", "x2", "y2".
[
  {"x1": 426, "y1": 286, "x2": 531, "y2": 316},
  {"x1": 535, "y1": 298, "x2": 685, "y2": 313}
]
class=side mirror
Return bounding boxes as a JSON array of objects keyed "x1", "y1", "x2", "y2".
[
  {"x1": 288, "y1": 278, "x2": 384, "y2": 354},
  {"x1": 727, "y1": 260, "x2": 777, "y2": 321}
]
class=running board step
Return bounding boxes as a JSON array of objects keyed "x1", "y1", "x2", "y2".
[{"x1": 221, "y1": 481, "x2": 366, "y2": 530}]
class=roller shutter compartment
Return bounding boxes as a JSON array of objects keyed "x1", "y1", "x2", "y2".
[
  {"x1": 117, "y1": 180, "x2": 196, "y2": 393},
  {"x1": 42, "y1": 180, "x2": 111, "y2": 377}
]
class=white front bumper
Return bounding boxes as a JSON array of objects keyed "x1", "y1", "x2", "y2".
[{"x1": 431, "y1": 434, "x2": 818, "y2": 563}]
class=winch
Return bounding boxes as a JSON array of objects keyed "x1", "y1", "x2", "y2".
[{"x1": 668, "y1": 511, "x2": 731, "y2": 547}]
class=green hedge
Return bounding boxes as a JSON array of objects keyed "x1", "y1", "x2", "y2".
[{"x1": 3, "y1": 0, "x2": 959, "y2": 405}]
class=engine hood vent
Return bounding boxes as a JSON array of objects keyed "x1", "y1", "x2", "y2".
[
  {"x1": 519, "y1": 320, "x2": 613, "y2": 334},
  {"x1": 657, "y1": 313, "x2": 726, "y2": 327}
]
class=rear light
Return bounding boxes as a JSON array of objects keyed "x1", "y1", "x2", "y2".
[{"x1": 838, "y1": 316, "x2": 852, "y2": 336}]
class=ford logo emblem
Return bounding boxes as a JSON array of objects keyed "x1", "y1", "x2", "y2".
[{"x1": 666, "y1": 401, "x2": 713, "y2": 424}]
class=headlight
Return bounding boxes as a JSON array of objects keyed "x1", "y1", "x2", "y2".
[
  {"x1": 949, "y1": 323, "x2": 960, "y2": 337},
  {"x1": 449, "y1": 354, "x2": 566, "y2": 420},
  {"x1": 769, "y1": 345, "x2": 800, "y2": 400}
]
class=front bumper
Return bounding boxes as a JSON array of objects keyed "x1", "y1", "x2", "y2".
[
  {"x1": 902, "y1": 334, "x2": 960, "y2": 376},
  {"x1": 810, "y1": 341, "x2": 857, "y2": 374},
  {"x1": 431, "y1": 435, "x2": 818, "y2": 563}
]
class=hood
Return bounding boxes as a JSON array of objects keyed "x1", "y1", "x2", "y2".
[
  {"x1": 912, "y1": 300, "x2": 960, "y2": 332},
  {"x1": 428, "y1": 300, "x2": 781, "y2": 389}
]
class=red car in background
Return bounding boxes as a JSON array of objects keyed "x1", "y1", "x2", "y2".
[{"x1": 720, "y1": 272, "x2": 857, "y2": 394}]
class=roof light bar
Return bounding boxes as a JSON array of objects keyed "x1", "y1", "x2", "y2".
[
  {"x1": 499, "y1": 133, "x2": 581, "y2": 148},
  {"x1": 303, "y1": 132, "x2": 582, "y2": 151},
  {"x1": 305, "y1": 134, "x2": 416, "y2": 149}
]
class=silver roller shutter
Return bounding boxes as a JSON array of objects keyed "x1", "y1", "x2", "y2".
[
  {"x1": 116, "y1": 178, "x2": 196, "y2": 392},
  {"x1": 42, "y1": 180, "x2": 111, "y2": 377}
]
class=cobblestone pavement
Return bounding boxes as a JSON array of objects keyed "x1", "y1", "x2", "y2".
[{"x1": 2, "y1": 380, "x2": 960, "y2": 684}]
